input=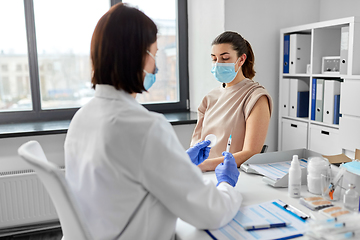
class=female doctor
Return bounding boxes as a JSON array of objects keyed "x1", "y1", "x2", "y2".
[{"x1": 64, "y1": 3, "x2": 242, "y2": 240}]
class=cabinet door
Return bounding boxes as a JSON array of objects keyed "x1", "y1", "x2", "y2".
[
  {"x1": 309, "y1": 125, "x2": 341, "y2": 155},
  {"x1": 340, "y1": 79, "x2": 360, "y2": 151},
  {"x1": 281, "y1": 119, "x2": 308, "y2": 151},
  {"x1": 341, "y1": 79, "x2": 360, "y2": 117},
  {"x1": 339, "y1": 115, "x2": 360, "y2": 151}
]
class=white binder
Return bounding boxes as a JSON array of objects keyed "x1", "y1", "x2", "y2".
[
  {"x1": 289, "y1": 34, "x2": 311, "y2": 74},
  {"x1": 323, "y1": 80, "x2": 341, "y2": 124},
  {"x1": 281, "y1": 78, "x2": 290, "y2": 117},
  {"x1": 289, "y1": 79, "x2": 308, "y2": 117},
  {"x1": 340, "y1": 26, "x2": 349, "y2": 75},
  {"x1": 315, "y1": 79, "x2": 324, "y2": 122}
]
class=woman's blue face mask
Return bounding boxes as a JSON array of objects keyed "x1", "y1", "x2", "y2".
[
  {"x1": 143, "y1": 51, "x2": 158, "y2": 90},
  {"x1": 211, "y1": 58, "x2": 241, "y2": 83}
]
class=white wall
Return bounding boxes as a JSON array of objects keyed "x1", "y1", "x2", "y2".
[
  {"x1": 319, "y1": 0, "x2": 360, "y2": 21},
  {"x1": 0, "y1": 134, "x2": 66, "y2": 172},
  {"x1": 188, "y1": 0, "x2": 225, "y2": 111}
]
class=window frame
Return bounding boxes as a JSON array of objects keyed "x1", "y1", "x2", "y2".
[{"x1": 0, "y1": 0, "x2": 189, "y2": 124}]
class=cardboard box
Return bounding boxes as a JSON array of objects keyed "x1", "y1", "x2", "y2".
[
  {"x1": 322, "y1": 148, "x2": 360, "y2": 164},
  {"x1": 323, "y1": 149, "x2": 360, "y2": 195}
]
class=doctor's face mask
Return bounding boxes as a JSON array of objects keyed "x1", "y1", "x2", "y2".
[
  {"x1": 143, "y1": 51, "x2": 158, "y2": 90},
  {"x1": 211, "y1": 57, "x2": 241, "y2": 84}
]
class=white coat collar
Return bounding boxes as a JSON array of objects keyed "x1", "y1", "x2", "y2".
[{"x1": 94, "y1": 84, "x2": 135, "y2": 102}]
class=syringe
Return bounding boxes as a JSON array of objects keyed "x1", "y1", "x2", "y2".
[{"x1": 226, "y1": 134, "x2": 232, "y2": 152}]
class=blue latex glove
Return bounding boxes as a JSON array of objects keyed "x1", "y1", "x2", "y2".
[
  {"x1": 186, "y1": 140, "x2": 211, "y2": 165},
  {"x1": 215, "y1": 152, "x2": 239, "y2": 187}
]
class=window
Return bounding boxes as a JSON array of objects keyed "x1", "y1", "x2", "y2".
[
  {"x1": 123, "y1": 0, "x2": 178, "y2": 104},
  {"x1": 121, "y1": 0, "x2": 189, "y2": 112},
  {"x1": 0, "y1": 0, "x2": 188, "y2": 124}
]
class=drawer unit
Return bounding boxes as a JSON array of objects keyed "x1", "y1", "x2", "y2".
[
  {"x1": 309, "y1": 124, "x2": 341, "y2": 155},
  {"x1": 281, "y1": 119, "x2": 308, "y2": 151}
]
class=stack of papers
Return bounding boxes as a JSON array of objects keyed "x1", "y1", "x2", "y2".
[
  {"x1": 206, "y1": 200, "x2": 308, "y2": 240},
  {"x1": 248, "y1": 159, "x2": 308, "y2": 180}
]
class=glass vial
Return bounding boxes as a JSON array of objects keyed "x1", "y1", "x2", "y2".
[{"x1": 343, "y1": 184, "x2": 359, "y2": 211}]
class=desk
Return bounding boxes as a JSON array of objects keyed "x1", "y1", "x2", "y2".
[{"x1": 175, "y1": 170, "x2": 324, "y2": 240}]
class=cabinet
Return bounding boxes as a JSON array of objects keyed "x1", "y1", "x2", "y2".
[{"x1": 279, "y1": 16, "x2": 360, "y2": 155}]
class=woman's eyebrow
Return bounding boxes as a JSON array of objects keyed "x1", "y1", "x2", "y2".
[{"x1": 211, "y1": 52, "x2": 230, "y2": 56}]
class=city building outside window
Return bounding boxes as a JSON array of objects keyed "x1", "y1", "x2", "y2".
[{"x1": 0, "y1": 0, "x2": 188, "y2": 123}]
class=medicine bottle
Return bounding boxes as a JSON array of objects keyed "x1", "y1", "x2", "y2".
[
  {"x1": 343, "y1": 184, "x2": 359, "y2": 211},
  {"x1": 288, "y1": 155, "x2": 301, "y2": 198}
]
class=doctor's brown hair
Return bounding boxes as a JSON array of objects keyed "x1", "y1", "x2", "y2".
[
  {"x1": 91, "y1": 3, "x2": 157, "y2": 93},
  {"x1": 212, "y1": 31, "x2": 256, "y2": 80}
]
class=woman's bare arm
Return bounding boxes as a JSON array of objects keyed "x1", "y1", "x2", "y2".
[{"x1": 198, "y1": 95, "x2": 271, "y2": 171}]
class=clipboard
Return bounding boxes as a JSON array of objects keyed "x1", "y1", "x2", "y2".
[
  {"x1": 240, "y1": 149, "x2": 322, "y2": 187},
  {"x1": 205, "y1": 199, "x2": 309, "y2": 240}
]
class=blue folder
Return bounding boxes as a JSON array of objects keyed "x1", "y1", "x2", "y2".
[
  {"x1": 311, "y1": 78, "x2": 317, "y2": 120},
  {"x1": 333, "y1": 94, "x2": 340, "y2": 124},
  {"x1": 283, "y1": 35, "x2": 290, "y2": 73},
  {"x1": 297, "y1": 91, "x2": 309, "y2": 118}
]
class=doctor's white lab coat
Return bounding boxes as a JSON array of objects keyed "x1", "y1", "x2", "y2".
[{"x1": 64, "y1": 84, "x2": 242, "y2": 240}]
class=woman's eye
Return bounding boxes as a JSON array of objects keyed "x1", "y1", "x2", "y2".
[{"x1": 223, "y1": 58, "x2": 230, "y2": 61}]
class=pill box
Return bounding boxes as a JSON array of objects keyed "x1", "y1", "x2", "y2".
[
  {"x1": 299, "y1": 197, "x2": 333, "y2": 210},
  {"x1": 319, "y1": 206, "x2": 351, "y2": 218}
]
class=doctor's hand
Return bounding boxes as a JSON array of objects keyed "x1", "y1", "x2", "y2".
[
  {"x1": 215, "y1": 152, "x2": 239, "y2": 187},
  {"x1": 186, "y1": 140, "x2": 211, "y2": 165}
]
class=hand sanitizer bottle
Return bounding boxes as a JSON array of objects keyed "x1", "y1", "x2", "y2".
[
  {"x1": 343, "y1": 184, "x2": 359, "y2": 211},
  {"x1": 288, "y1": 155, "x2": 301, "y2": 198}
]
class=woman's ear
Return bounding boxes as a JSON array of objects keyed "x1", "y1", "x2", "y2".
[{"x1": 239, "y1": 53, "x2": 247, "y2": 67}]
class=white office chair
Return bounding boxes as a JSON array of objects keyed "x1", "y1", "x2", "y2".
[{"x1": 18, "y1": 140, "x2": 93, "y2": 240}]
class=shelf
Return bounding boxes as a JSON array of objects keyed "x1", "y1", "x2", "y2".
[
  {"x1": 281, "y1": 116, "x2": 309, "y2": 123},
  {"x1": 279, "y1": 16, "x2": 360, "y2": 152},
  {"x1": 282, "y1": 74, "x2": 310, "y2": 78},
  {"x1": 280, "y1": 16, "x2": 357, "y2": 34},
  {"x1": 283, "y1": 74, "x2": 360, "y2": 80},
  {"x1": 309, "y1": 120, "x2": 339, "y2": 130},
  {"x1": 311, "y1": 74, "x2": 343, "y2": 79}
]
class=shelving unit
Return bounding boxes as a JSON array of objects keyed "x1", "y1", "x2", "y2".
[{"x1": 278, "y1": 16, "x2": 360, "y2": 156}]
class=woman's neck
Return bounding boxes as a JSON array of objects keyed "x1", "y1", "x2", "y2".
[{"x1": 225, "y1": 72, "x2": 246, "y2": 88}]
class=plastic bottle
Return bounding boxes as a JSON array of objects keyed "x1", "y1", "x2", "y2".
[
  {"x1": 343, "y1": 184, "x2": 359, "y2": 211},
  {"x1": 288, "y1": 155, "x2": 301, "y2": 198}
]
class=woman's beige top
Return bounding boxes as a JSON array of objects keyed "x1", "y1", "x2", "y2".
[{"x1": 190, "y1": 78, "x2": 273, "y2": 159}]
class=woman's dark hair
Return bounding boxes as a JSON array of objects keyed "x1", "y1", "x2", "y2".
[
  {"x1": 212, "y1": 31, "x2": 255, "y2": 79},
  {"x1": 91, "y1": 3, "x2": 158, "y2": 93}
]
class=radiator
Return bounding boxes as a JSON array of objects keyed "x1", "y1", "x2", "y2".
[{"x1": 0, "y1": 170, "x2": 60, "y2": 229}]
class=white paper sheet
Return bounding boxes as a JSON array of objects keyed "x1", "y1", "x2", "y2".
[
  {"x1": 207, "y1": 199, "x2": 308, "y2": 240},
  {"x1": 248, "y1": 159, "x2": 308, "y2": 180}
]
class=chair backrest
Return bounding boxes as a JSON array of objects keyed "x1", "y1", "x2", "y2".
[
  {"x1": 261, "y1": 145, "x2": 268, "y2": 154},
  {"x1": 18, "y1": 141, "x2": 92, "y2": 240}
]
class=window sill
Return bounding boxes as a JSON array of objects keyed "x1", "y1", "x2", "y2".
[{"x1": 0, "y1": 111, "x2": 197, "y2": 139}]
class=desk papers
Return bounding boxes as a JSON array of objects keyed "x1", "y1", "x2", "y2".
[
  {"x1": 248, "y1": 159, "x2": 308, "y2": 180},
  {"x1": 206, "y1": 199, "x2": 307, "y2": 240}
]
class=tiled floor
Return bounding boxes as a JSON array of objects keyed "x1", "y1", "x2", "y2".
[{"x1": 0, "y1": 229, "x2": 62, "y2": 240}]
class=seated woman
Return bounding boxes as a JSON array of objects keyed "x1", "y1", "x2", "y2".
[{"x1": 191, "y1": 31, "x2": 273, "y2": 172}]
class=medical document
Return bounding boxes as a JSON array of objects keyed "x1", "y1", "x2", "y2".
[
  {"x1": 248, "y1": 159, "x2": 308, "y2": 180},
  {"x1": 206, "y1": 199, "x2": 308, "y2": 240}
]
